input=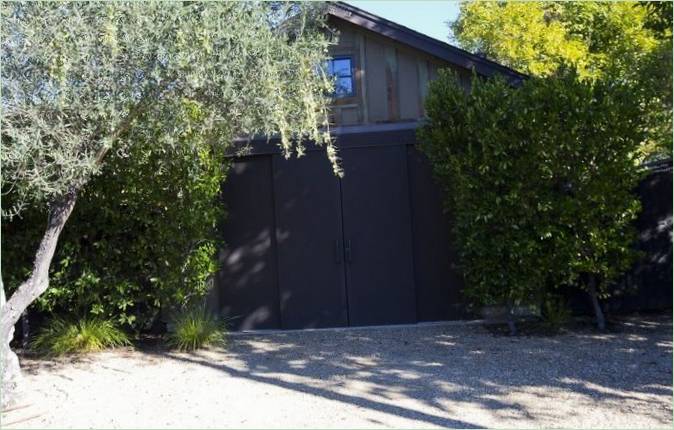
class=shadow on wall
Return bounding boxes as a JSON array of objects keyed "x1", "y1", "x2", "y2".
[{"x1": 141, "y1": 316, "x2": 672, "y2": 428}]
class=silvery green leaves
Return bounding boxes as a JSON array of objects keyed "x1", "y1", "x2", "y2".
[{"x1": 1, "y1": 1, "x2": 336, "y2": 215}]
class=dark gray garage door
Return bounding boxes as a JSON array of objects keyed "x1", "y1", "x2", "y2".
[
  {"x1": 271, "y1": 146, "x2": 415, "y2": 328},
  {"x1": 215, "y1": 129, "x2": 465, "y2": 330}
]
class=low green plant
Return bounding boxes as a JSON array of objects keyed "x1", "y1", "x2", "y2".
[
  {"x1": 541, "y1": 296, "x2": 572, "y2": 332},
  {"x1": 31, "y1": 318, "x2": 130, "y2": 356},
  {"x1": 167, "y1": 308, "x2": 226, "y2": 351}
]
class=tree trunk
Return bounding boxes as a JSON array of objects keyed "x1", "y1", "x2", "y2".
[
  {"x1": 1, "y1": 188, "x2": 78, "y2": 409},
  {"x1": 0, "y1": 279, "x2": 22, "y2": 411},
  {"x1": 587, "y1": 275, "x2": 606, "y2": 331}
]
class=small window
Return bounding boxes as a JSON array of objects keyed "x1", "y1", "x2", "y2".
[{"x1": 327, "y1": 57, "x2": 355, "y2": 98}]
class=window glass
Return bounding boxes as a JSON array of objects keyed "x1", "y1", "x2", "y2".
[
  {"x1": 331, "y1": 58, "x2": 352, "y2": 77},
  {"x1": 335, "y1": 77, "x2": 353, "y2": 96},
  {"x1": 327, "y1": 56, "x2": 354, "y2": 98}
]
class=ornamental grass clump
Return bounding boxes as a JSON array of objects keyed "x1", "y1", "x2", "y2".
[
  {"x1": 31, "y1": 318, "x2": 130, "y2": 356},
  {"x1": 167, "y1": 307, "x2": 226, "y2": 351}
]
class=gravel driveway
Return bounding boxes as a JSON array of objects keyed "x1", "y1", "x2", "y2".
[{"x1": 4, "y1": 315, "x2": 672, "y2": 428}]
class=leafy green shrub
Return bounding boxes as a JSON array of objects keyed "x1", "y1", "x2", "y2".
[
  {"x1": 541, "y1": 296, "x2": 572, "y2": 332},
  {"x1": 167, "y1": 307, "x2": 226, "y2": 351},
  {"x1": 32, "y1": 318, "x2": 129, "y2": 356},
  {"x1": 419, "y1": 69, "x2": 644, "y2": 329},
  {"x1": 2, "y1": 102, "x2": 227, "y2": 331}
]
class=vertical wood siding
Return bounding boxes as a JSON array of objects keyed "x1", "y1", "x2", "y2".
[{"x1": 329, "y1": 20, "x2": 470, "y2": 126}]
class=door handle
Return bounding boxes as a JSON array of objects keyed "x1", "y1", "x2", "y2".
[
  {"x1": 345, "y1": 239, "x2": 352, "y2": 263},
  {"x1": 334, "y1": 239, "x2": 342, "y2": 264}
]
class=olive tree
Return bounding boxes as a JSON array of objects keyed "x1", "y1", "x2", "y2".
[{"x1": 1, "y1": 1, "x2": 337, "y2": 406}]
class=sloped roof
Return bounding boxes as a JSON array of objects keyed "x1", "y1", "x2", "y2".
[{"x1": 328, "y1": 2, "x2": 526, "y2": 84}]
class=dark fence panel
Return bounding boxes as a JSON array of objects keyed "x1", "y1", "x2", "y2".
[{"x1": 607, "y1": 160, "x2": 672, "y2": 313}]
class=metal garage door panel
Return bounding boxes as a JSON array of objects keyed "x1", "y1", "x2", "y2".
[
  {"x1": 218, "y1": 156, "x2": 281, "y2": 330},
  {"x1": 340, "y1": 145, "x2": 417, "y2": 326},
  {"x1": 273, "y1": 152, "x2": 348, "y2": 329}
]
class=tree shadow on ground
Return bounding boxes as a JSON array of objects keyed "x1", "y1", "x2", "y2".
[{"x1": 143, "y1": 315, "x2": 672, "y2": 427}]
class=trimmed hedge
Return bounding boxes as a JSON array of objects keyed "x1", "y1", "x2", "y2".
[{"x1": 419, "y1": 69, "x2": 645, "y2": 327}]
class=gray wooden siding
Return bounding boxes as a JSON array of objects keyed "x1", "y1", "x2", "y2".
[{"x1": 328, "y1": 19, "x2": 470, "y2": 126}]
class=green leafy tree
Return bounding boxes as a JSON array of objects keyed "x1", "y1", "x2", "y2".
[
  {"x1": 450, "y1": 2, "x2": 589, "y2": 77},
  {"x1": 1, "y1": 1, "x2": 336, "y2": 406},
  {"x1": 420, "y1": 70, "x2": 645, "y2": 332},
  {"x1": 450, "y1": 1, "x2": 671, "y2": 159},
  {"x1": 451, "y1": 1, "x2": 658, "y2": 79},
  {"x1": 638, "y1": 1, "x2": 673, "y2": 161}
]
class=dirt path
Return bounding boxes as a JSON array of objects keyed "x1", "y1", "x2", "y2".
[{"x1": 4, "y1": 315, "x2": 672, "y2": 428}]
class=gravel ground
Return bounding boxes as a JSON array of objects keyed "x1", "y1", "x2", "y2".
[{"x1": 3, "y1": 314, "x2": 672, "y2": 429}]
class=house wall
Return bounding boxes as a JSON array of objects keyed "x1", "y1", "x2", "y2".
[{"x1": 328, "y1": 19, "x2": 471, "y2": 126}]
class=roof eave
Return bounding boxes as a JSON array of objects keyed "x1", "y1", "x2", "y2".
[{"x1": 327, "y1": 2, "x2": 527, "y2": 84}]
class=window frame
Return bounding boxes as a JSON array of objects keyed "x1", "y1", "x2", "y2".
[{"x1": 327, "y1": 55, "x2": 356, "y2": 99}]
